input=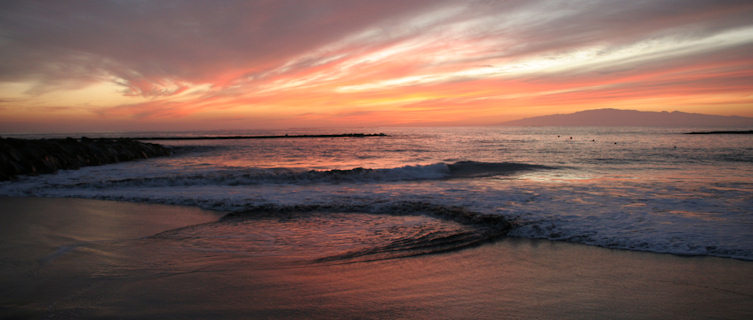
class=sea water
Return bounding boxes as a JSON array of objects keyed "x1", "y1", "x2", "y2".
[{"x1": 2, "y1": 127, "x2": 752, "y2": 260}]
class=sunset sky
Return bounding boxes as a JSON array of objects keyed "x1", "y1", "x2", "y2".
[{"x1": 1, "y1": 0, "x2": 752, "y2": 132}]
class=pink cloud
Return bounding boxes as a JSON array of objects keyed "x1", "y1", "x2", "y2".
[{"x1": 1, "y1": 0, "x2": 752, "y2": 131}]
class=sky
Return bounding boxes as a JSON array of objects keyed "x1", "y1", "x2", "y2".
[{"x1": 1, "y1": 0, "x2": 752, "y2": 133}]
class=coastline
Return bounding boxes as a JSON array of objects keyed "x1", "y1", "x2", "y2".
[{"x1": 2, "y1": 197, "x2": 752, "y2": 319}]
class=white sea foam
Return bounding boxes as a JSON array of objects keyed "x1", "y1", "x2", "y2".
[{"x1": 0, "y1": 161, "x2": 549, "y2": 190}]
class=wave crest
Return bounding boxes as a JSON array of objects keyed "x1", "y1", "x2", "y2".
[{"x1": 47, "y1": 161, "x2": 550, "y2": 189}]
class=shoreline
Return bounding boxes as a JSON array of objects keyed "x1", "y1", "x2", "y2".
[{"x1": 2, "y1": 196, "x2": 752, "y2": 319}]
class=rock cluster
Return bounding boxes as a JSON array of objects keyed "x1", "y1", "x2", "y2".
[{"x1": 0, "y1": 137, "x2": 171, "y2": 181}]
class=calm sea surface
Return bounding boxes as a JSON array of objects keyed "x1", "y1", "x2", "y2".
[{"x1": 2, "y1": 127, "x2": 752, "y2": 260}]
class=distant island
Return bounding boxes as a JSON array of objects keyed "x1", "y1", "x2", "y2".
[{"x1": 499, "y1": 108, "x2": 753, "y2": 127}]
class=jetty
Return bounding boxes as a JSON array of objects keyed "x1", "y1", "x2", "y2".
[
  {"x1": 684, "y1": 130, "x2": 753, "y2": 135},
  {"x1": 0, "y1": 137, "x2": 171, "y2": 180},
  {"x1": 135, "y1": 133, "x2": 387, "y2": 141}
]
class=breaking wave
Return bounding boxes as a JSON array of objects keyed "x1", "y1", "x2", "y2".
[{"x1": 43, "y1": 161, "x2": 551, "y2": 189}]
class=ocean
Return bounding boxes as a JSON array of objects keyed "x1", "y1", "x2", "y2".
[{"x1": 2, "y1": 126, "x2": 752, "y2": 261}]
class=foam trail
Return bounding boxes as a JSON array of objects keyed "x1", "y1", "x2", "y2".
[{"x1": 222, "y1": 202, "x2": 515, "y2": 263}]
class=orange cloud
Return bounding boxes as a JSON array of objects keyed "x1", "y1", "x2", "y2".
[{"x1": 1, "y1": 1, "x2": 752, "y2": 132}]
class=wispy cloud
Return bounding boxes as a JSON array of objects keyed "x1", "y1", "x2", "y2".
[{"x1": 1, "y1": 0, "x2": 752, "y2": 131}]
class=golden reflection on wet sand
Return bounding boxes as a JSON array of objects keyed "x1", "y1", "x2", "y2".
[{"x1": 1, "y1": 197, "x2": 752, "y2": 319}]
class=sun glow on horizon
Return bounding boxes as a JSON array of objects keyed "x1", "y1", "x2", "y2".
[{"x1": 1, "y1": 0, "x2": 752, "y2": 132}]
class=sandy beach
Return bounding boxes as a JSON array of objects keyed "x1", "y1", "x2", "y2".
[
  {"x1": 1, "y1": 196, "x2": 751, "y2": 319},
  {"x1": 4, "y1": 0, "x2": 753, "y2": 318}
]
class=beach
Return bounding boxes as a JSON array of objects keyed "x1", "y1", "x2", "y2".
[
  {"x1": 4, "y1": 0, "x2": 753, "y2": 317},
  {"x1": 2, "y1": 197, "x2": 752, "y2": 319}
]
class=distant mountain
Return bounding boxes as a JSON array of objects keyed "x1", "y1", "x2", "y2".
[{"x1": 500, "y1": 108, "x2": 753, "y2": 127}]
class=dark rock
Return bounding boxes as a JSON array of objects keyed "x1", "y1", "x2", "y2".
[
  {"x1": 685, "y1": 130, "x2": 753, "y2": 134},
  {"x1": 136, "y1": 132, "x2": 388, "y2": 140},
  {"x1": 0, "y1": 137, "x2": 172, "y2": 181}
]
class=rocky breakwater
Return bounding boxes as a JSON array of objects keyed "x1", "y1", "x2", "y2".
[{"x1": 0, "y1": 137, "x2": 172, "y2": 181}]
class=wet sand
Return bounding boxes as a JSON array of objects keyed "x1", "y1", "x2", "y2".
[{"x1": 1, "y1": 197, "x2": 752, "y2": 319}]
